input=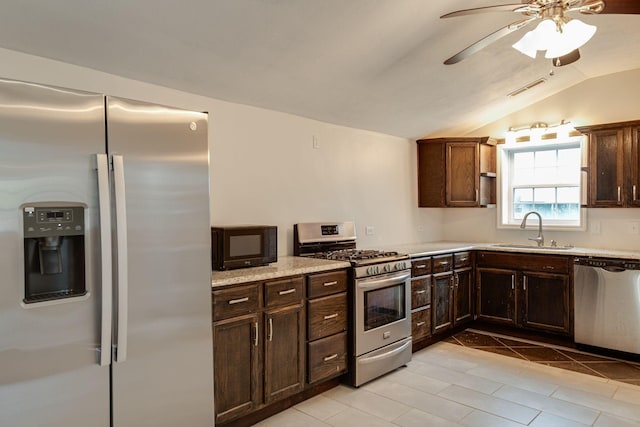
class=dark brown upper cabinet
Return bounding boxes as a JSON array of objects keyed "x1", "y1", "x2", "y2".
[
  {"x1": 417, "y1": 137, "x2": 496, "y2": 208},
  {"x1": 577, "y1": 120, "x2": 640, "y2": 207}
]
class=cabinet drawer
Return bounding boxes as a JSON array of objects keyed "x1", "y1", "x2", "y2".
[
  {"x1": 212, "y1": 284, "x2": 259, "y2": 321},
  {"x1": 411, "y1": 258, "x2": 431, "y2": 277},
  {"x1": 307, "y1": 332, "x2": 347, "y2": 384},
  {"x1": 411, "y1": 277, "x2": 431, "y2": 309},
  {"x1": 454, "y1": 251, "x2": 472, "y2": 269},
  {"x1": 477, "y1": 251, "x2": 569, "y2": 273},
  {"x1": 411, "y1": 307, "x2": 431, "y2": 340},
  {"x1": 307, "y1": 270, "x2": 348, "y2": 299},
  {"x1": 265, "y1": 276, "x2": 304, "y2": 307},
  {"x1": 432, "y1": 255, "x2": 453, "y2": 274},
  {"x1": 308, "y1": 293, "x2": 347, "y2": 341}
]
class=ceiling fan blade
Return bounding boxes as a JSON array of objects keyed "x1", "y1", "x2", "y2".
[
  {"x1": 444, "y1": 17, "x2": 537, "y2": 65},
  {"x1": 599, "y1": 0, "x2": 640, "y2": 14},
  {"x1": 440, "y1": 4, "x2": 536, "y2": 19}
]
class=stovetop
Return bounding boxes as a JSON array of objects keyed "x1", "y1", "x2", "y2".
[{"x1": 305, "y1": 248, "x2": 408, "y2": 266}]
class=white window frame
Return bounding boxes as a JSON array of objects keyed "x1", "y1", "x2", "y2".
[{"x1": 497, "y1": 135, "x2": 586, "y2": 230}]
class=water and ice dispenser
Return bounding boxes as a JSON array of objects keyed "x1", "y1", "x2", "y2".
[{"x1": 22, "y1": 204, "x2": 86, "y2": 303}]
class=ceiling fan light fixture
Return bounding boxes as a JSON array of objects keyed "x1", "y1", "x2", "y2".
[
  {"x1": 544, "y1": 19, "x2": 596, "y2": 58},
  {"x1": 512, "y1": 17, "x2": 596, "y2": 60}
]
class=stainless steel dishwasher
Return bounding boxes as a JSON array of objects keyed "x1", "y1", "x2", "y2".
[{"x1": 574, "y1": 257, "x2": 640, "y2": 355}]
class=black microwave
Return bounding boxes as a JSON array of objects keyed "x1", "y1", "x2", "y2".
[{"x1": 211, "y1": 225, "x2": 277, "y2": 270}]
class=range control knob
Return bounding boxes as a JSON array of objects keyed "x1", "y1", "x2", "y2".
[{"x1": 384, "y1": 264, "x2": 391, "y2": 272}]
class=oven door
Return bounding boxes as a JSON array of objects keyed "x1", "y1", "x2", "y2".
[{"x1": 355, "y1": 269, "x2": 411, "y2": 356}]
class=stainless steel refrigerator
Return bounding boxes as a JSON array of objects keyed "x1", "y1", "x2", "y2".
[{"x1": 0, "y1": 78, "x2": 214, "y2": 426}]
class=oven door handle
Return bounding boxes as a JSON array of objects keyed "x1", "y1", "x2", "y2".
[{"x1": 356, "y1": 271, "x2": 411, "y2": 291}]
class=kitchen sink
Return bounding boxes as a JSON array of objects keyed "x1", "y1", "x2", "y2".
[{"x1": 491, "y1": 243, "x2": 573, "y2": 250}]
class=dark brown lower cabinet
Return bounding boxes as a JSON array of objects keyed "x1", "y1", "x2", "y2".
[
  {"x1": 213, "y1": 313, "x2": 261, "y2": 424},
  {"x1": 432, "y1": 272, "x2": 453, "y2": 333},
  {"x1": 476, "y1": 251, "x2": 572, "y2": 336},
  {"x1": 476, "y1": 268, "x2": 516, "y2": 325},
  {"x1": 454, "y1": 268, "x2": 474, "y2": 325},
  {"x1": 264, "y1": 303, "x2": 305, "y2": 404},
  {"x1": 520, "y1": 271, "x2": 570, "y2": 334}
]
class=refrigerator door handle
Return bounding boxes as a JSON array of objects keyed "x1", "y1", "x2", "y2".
[
  {"x1": 96, "y1": 154, "x2": 113, "y2": 366},
  {"x1": 113, "y1": 154, "x2": 129, "y2": 363}
]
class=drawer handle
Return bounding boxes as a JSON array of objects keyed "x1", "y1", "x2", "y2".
[
  {"x1": 415, "y1": 264, "x2": 427, "y2": 268},
  {"x1": 228, "y1": 297, "x2": 249, "y2": 305},
  {"x1": 416, "y1": 321, "x2": 426, "y2": 327},
  {"x1": 323, "y1": 313, "x2": 339, "y2": 320},
  {"x1": 268, "y1": 317, "x2": 273, "y2": 342},
  {"x1": 323, "y1": 281, "x2": 338, "y2": 287},
  {"x1": 542, "y1": 266, "x2": 555, "y2": 270},
  {"x1": 458, "y1": 257, "x2": 468, "y2": 263},
  {"x1": 323, "y1": 353, "x2": 338, "y2": 362},
  {"x1": 439, "y1": 261, "x2": 449, "y2": 266},
  {"x1": 278, "y1": 288, "x2": 296, "y2": 295}
]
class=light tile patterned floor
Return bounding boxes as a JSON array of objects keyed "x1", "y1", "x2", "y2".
[{"x1": 255, "y1": 339, "x2": 640, "y2": 427}]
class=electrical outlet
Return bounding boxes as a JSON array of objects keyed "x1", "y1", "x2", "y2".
[
  {"x1": 629, "y1": 222, "x2": 639, "y2": 235},
  {"x1": 365, "y1": 226, "x2": 375, "y2": 236},
  {"x1": 591, "y1": 220, "x2": 601, "y2": 234},
  {"x1": 312, "y1": 135, "x2": 320, "y2": 149}
]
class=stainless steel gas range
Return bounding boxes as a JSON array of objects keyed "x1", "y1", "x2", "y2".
[{"x1": 294, "y1": 221, "x2": 412, "y2": 387}]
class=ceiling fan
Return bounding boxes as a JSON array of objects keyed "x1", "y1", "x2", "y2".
[{"x1": 441, "y1": 0, "x2": 640, "y2": 65}]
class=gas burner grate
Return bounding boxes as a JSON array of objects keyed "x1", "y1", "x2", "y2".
[{"x1": 308, "y1": 249, "x2": 401, "y2": 262}]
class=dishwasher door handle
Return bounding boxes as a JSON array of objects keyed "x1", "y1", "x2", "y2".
[{"x1": 603, "y1": 266, "x2": 626, "y2": 273}]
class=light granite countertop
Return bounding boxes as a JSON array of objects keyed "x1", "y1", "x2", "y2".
[
  {"x1": 383, "y1": 241, "x2": 640, "y2": 260},
  {"x1": 211, "y1": 256, "x2": 350, "y2": 288},
  {"x1": 212, "y1": 243, "x2": 640, "y2": 288}
]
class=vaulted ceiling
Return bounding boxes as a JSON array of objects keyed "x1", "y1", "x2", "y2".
[{"x1": 0, "y1": 1, "x2": 638, "y2": 138}]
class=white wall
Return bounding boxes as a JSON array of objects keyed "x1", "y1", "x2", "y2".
[
  {"x1": 0, "y1": 48, "x2": 443, "y2": 254},
  {"x1": 441, "y1": 69, "x2": 640, "y2": 251}
]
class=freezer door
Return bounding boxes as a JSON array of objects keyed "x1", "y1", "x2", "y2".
[
  {"x1": 0, "y1": 79, "x2": 110, "y2": 426},
  {"x1": 107, "y1": 97, "x2": 214, "y2": 427}
]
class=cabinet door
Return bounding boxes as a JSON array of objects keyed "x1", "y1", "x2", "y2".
[
  {"x1": 476, "y1": 268, "x2": 516, "y2": 325},
  {"x1": 630, "y1": 127, "x2": 640, "y2": 207},
  {"x1": 589, "y1": 128, "x2": 624, "y2": 206},
  {"x1": 264, "y1": 304, "x2": 305, "y2": 404},
  {"x1": 446, "y1": 142, "x2": 479, "y2": 207},
  {"x1": 213, "y1": 313, "x2": 261, "y2": 424},
  {"x1": 417, "y1": 141, "x2": 446, "y2": 207},
  {"x1": 432, "y1": 273, "x2": 453, "y2": 333},
  {"x1": 454, "y1": 268, "x2": 473, "y2": 326},
  {"x1": 520, "y1": 272, "x2": 570, "y2": 334}
]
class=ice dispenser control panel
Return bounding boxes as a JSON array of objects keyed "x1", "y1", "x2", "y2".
[
  {"x1": 23, "y1": 206, "x2": 84, "y2": 238},
  {"x1": 23, "y1": 204, "x2": 86, "y2": 304}
]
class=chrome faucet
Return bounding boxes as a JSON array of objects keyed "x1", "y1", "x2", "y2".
[{"x1": 520, "y1": 211, "x2": 544, "y2": 247}]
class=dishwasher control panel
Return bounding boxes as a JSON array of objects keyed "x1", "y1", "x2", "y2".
[{"x1": 574, "y1": 257, "x2": 640, "y2": 270}]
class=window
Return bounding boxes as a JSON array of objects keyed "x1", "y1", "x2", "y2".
[{"x1": 498, "y1": 136, "x2": 585, "y2": 229}]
